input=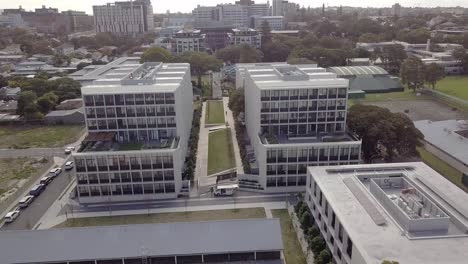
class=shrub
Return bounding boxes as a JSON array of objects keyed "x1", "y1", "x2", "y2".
[
  {"x1": 307, "y1": 226, "x2": 320, "y2": 239},
  {"x1": 309, "y1": 236, "x2": 326, "y2": 255},
  {"x1": 300, "y1": 210, "x2": 311, "y2": 229},
  {"x1": 315, "y1": 249, "x2": 331, "y2": 264}
]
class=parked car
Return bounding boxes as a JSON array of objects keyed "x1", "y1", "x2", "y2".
[
  {"x1": 29, "y1": 184, "x2": 46, "y2": 197},
  {"x1": 40, "y1": 176, "x2": 53, "y2": 185},
  {"x1": 64, "y1": 146, "x2": 75, "y2": 155},
  {"x1": 18, "y1": 195, "x2": 34, "y2": 208},
  {"x1": 64, "y1": 161, "x2": 74, "y2": 170},
  {"x1": 4, "y1": 210, "x2": 20, "y2": 223},
  {"x1": 49, "y1": 168, "x2": 62, "y2": 177}
]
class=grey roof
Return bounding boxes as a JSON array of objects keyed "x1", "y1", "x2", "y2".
[
  {"x1": 45, "y1": 108, "x2": 83, "y2": 117},
  {"x1": 328, "y1": 66, "x2": 388, "y2": 76},
  {"x1": 0, "y1": 219, "x2": 283, "y2": 264},
  {"x1": 414, "y1": 120, "x2": 468, "y2": 167}
]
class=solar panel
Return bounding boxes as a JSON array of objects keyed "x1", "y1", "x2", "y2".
[{"x1": 343, "y1": 177, "x2": 387, "y2": 226}]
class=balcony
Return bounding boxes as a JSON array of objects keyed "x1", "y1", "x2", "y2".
[
  {"x1": 98, "y1": 166, "x2": 108, "y2": 171},
  {"x1": 261, "y1": 97, "x2": 270, "y2": 101}
]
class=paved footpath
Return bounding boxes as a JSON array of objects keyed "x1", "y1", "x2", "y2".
[
  {"x1": 223, "y1": 97, "x2": 244, "y2": 175},
  {"x1": 193, "y1": 101, "x2": 209, "y2": 196}
]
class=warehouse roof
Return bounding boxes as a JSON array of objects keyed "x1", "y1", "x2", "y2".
[
  {"x1": 0, "y1": 219, "x2": 283, "y2": 264},
  {"x1": 328, "y1": 66, "x2": 388, "y2": 76}
]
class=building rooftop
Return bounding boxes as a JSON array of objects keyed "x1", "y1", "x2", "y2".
[
  {"x1": 308, "y1": 162, "x2": 468, "y2": 264},
  {"x1": 245, "y1": 64, "x2": 348, "y2": 90},
  {"x1": 76, "y1": 57, "x2": 190, "y2": 94},
  {"x1": 414, "y1": 120, "x2": 468, "y2": 168},
  {"x1": 0, "y1": 219, "x2": 283, "y2": 264},
  {"x1": 260, "y1": 133, "x2": 359, "y2": 146}
]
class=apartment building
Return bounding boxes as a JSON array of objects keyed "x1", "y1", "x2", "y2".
[
  {"x1": 229, "y1": 28, "x2": 261, "y2": 49},
  {"x1": 0, "y1": 219, "x2": 284, "y2": 264},
  {"x1": 240, "y1": 63, "x2": 361, "y2": 192},
  {"x1": 254, "y1": 16, "x2": 285, "y2": 30},
  {"x1": 72, "y1": 57, "x2": 193, "y2": 203},
  {"x1": 192, "y1": 4, "x2": 249, "y2": 28},
  {"x1": 93, "y1": 0, "x2": 154, "y2": 35},
  {"x1": 272, "y1": 0, "x2": 299, "y2": 17},
  {"x1": 172, "y1": 29, "x2": 206, "y2": 54},
  {"x1": 305, "y1": 162, "x2": 468, "y2": 264}
]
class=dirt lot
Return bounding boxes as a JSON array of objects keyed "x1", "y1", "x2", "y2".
[{"x1": 364, "y1": 99, "x2": 468, "y2": 121}]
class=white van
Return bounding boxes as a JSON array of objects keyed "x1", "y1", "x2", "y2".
[
  {"x1": 19, "y1": 195, "x2": 34, "y2": 208},
  {"x1": 213, "y1": 184, "x2": 239, "y2": 197}
]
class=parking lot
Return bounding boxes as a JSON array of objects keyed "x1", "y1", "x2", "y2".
[{"x1": 364, "y1": 99, "x2": 468, "y2": 121}]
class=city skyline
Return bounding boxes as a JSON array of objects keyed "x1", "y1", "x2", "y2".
[{"x1": 1, "y1": 0, "x2": 468, "y2": 14}]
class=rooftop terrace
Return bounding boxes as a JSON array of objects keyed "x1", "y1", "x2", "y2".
[{"x1": 260, "y1": 133, "x2": 359, "y2": 145}]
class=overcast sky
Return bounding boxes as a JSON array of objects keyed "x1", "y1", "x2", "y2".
[{"x1": 1, "y1": 0, "x2": 467, "y2": 14}]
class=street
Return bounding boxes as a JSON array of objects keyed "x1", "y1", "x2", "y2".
[{"x1": 1, "y1": 164, "x2": 74, "y2": 230}]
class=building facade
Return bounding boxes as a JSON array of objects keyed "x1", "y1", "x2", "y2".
[
  {"x1": 229, "y1": 28, "x2": 261, "y2": 49},
  {"x1": 254, "y1": 16, "x2": 285, "y2": 30},
  {"x1": 239, "y1": 63, "x2": 361, "y2": 192},
  {"x1": 72, "y1": 57, "x2": 193, "y2": 203},
  {"x1": 93, "y1": 0, "x2": 154, "y2": 35},
  {"x1": 172, "y1": 29, "x2": 206, "y2": 54},
  {"x1": 305, "y1": 163, "x2": 468, "y2": 264}
]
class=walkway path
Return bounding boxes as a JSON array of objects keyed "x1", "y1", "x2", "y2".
[
  {"x1": 212, "y1": 72, "x2": 222, "y2": 99},
  {"x1": 223, "y1": 97, "x2": 244, "y2": 175},
  {"x1": 193, "y1": 102, "x2": 209, "y2": 196}
]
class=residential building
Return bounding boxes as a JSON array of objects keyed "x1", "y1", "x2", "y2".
[
  {"x1": 305, "y1": 162, "x2": 468, "y2": 264},
  {"x1": 172, "y1": 29, "x2": 206, "y2": 55},
  {"x1": 272, "y1": 0, "x2": 298, "y2": 17},
  {"x1": 0, "y1": 13, "x2": 25, "y2": 28},
  {"x1": 239, "y1": 63, "x2": 361, "y2": 192},
  {"x1": 93, "y1": 0, "x2": 154, "y2": 35},
  {"x1": 0, "y1": 86, "x2": 21, "y2": 100},
  {"x1": 61, "y1": 10, "x2": 95, "y2": 32},
  {"x1": 193, "y1": 2, "x2": 270, "y2": 28},
  {"x1": 200, "y1": 26, "x2": 234, "y2": 51},
  {"x1": 72, "y1": 57, "x2": 193, "y2": 203},
  {"x1": 254, "y1": 16, "x2": 285, "y2": 30},
  {"x1": 0, "y1": 219, "x2": 284, "y2": 264},
  {"x1": 414, "y1": 120, "x2": 468, "y2": 174},
  {"x1": 229, "y1": 28, "x2": 261, "y2": 49},
  {"x1": 392, "y1": 3, "x2": 402, "y2": 17}
]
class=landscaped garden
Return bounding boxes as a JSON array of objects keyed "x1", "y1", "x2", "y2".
[
  {"x1": 207, "y1": 129, "x2": 235, "y2": 175},
  {"x1": 205, "y1": 100, "x2": 225, "y2": 124},
  {"x1": 272, "y1": 209, "x2": 307, "y2": 264}
]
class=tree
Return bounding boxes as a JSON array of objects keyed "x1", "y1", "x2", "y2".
[
  {"x1": 288, "y1": 57, "x2": 316, "y2": 64},
  {"x1": 400, "y1": 57, "x2": 426, "y2": 92},
  {"x1": 375, "y1": 44, "x2": 407, "y2": 74},
  {"x1": 179, "y1": 52, "x2": 222, "y2": 89},
  {"x1": 307, "y1": 226, "x2": 320, "y2": 238},
  {"x1": 37, "y1": 92, "x2": 58, "y2": 114},
  {"x1": 315, "y1": 249, "x2": 332, "y2": 264},
  {"x1": 382, "y1": 261, "x2": 399, "y2": 264},
  {"x1": 140, "y1": 47, "x2": 174, "y2": 63},
  {"x1": 424, "y1": 63, "x2": 445, "y2": 89},
  {"x1": 300, "y1": 210, "x2": 311, "y2": 229},
  {"x1": 48, "y1": 77, "x2": 82, "y2": 102},
  {"x1": 452, "y1": 46, "x2": 466, "y2": 62},
  {"x1": 215, "y1": 45, "x2": 262, "y2": 64},
  {"x1": 52, "y1": 54, "x2": 71, "y2": 67},
  {"x1": 228, "y1": 88, "x2": 245, "y2": 115},
  {"x1": 17, "y1": 91, "x2": 37, "y2": 116},
  {"x1": 347, "y1": 104, "x2": 424, "y2": 162},
  {"x1": 262, "y1": 41, "x2": 290, "y2": 62},
  {"x1": 260, "y1": 20, "x2": 272, "y2": 45},
  {"x1": 309, "y1": 236, "x2": 326, "y2": 255}
]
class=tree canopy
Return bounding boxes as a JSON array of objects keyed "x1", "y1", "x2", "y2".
[
  {"x1": 347, "y1": 104, "x2": 424, "y2": 163},
  {"x1": 400, "y1": 57, "x2": 426, "y2": 91},
  {"x1": 424, "y1": 63, "x2": 445, "y2": 89},
  {"x1": 179, "y1": 52, "x2": 222, "y2": 88},
  {"x1": 140, "y1": 47, "x2": 174, "y2": 63},
  {"x1": 215, "y1": 44, "x2": 263, "y2": 64}
]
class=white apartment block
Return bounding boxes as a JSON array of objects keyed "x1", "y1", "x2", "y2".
[
  {"x1": 192, "y1": 4, "x2": 249, "y2": 28},
  {"x1": 93, "y1": 0, "x2": 154, "y2": 35},
  {"x1": 72, "y1": 57, "x2": 193, "y2": 203},
  {"x1": 229, "y1": 28, "x2": 261, "y2": 49},
  {"x1": 172, "y1": 29, "x2": 206, "y2": 55},
  {"x1": 240, "y1": 63, "x2": 361, "y2": 193},
  {"x1": 305, "y1": 162, "x2": 468, "y2": 264},
  {"x1": 272, "y1": 0, "x2": 298, "y2": 17},
  {"x1": 254, "y1": 16, "x2": 285, "y2": 30}
]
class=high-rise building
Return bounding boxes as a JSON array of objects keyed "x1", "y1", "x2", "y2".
[
  {"x1": 193, "y1": 2, "x2": 270, "y2": 28},
  {"x1": 72, "y1": 57, "x2": 193, "y2": 203},
  {"x1": 93, "y1": 0, "x2": 154, "y2": 35},
  {"x1": 237, "y1": 63, "x2": 362, "y2": 192},
  {"x1": 392, "y1": 3, "x2": 402, "y2": 17},
  {"x1": 272, "y1": 0, "x2": 298, "y2": 17},
  {"x1": 305, "y1": 162, "x2": 468, "y2": 264}
]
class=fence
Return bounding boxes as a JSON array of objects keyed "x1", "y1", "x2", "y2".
[
  {"x1": 0, "y1": 159, "x2": 53, "y2": 217},
  {"x1": 287, "y1": 202, "x2": 315, "y2": 264},
  {"x1": 422, "y1": 88, "x2": 468, "y2": 112}
]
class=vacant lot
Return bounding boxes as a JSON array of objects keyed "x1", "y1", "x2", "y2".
[
  {"x1": 436, "y1": 76, "x2": 468, "y2": 101},
  {"x1": 0, "y1": 157, "x2": 48, "y2": 201},
  {"x1": 0, "y1": 125, "x2": 84, "y2": 149},
  {"x1": 208, "y1": 129, "x2": 235, "y2": 175},
  {"x1": 417, "y1": 147, "x2": 468, "y2": 193},
  {"x1": 363, "y1": 99, "x2": 468, "y2": 121},
  {"x1": 272, "y1": 209, "x2": 307, "y2": 264},
  {"x1": 55, "y1": 208, "x2": 266, "y2": 228},
  {"x1": 359, "y1": 89, "x2": 429, "y2": 102},
  {"x1": 205, "y1": 100, "x2": 225, "y2": 124}
]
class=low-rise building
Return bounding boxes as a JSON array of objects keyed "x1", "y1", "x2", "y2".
[
  {"x1": 305, "y1": 162, "x2": 468, "y2": 264},
  {"x1": 0, "y1": 219, "x2": 284, "y2": 264},
  {"x1": 172, "y1": 29, "x2": 206, "y2": 54},
  {"x1": 254, "y1": 16, "x2": 285, "y2": 30},
  {"x1": 0, "y1": 86, "x2": 21, "y2": 100},
  {"x1": 45, "y1": 109, "x2": 84, "y2": 125},
  {"x1": 228, "y1": 28, "x2": 261, "y2": 48},
  {"x1": 414, "y1": 120, "x2": 468, "y2": 174}
]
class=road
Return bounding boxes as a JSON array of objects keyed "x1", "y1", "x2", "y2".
[
  {"x1": 67, "y1": 193, "x2": 290, "y2": 214},
  {"x1": 1, "y1": 163, "x2": 74, "y2": 230}
]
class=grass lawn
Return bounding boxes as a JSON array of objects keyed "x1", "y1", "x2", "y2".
[
  {"x1": 436, "y1": 76, "x2": 468, "y2": 101},
  {"x1": 205, "y1": 100, "x2": 225, "y2": 124},
  {"x1": 417, "y1": 147, "x2": 468, "y2": 193},
  {"x1": 0, "y1": 125, "x2": 84, "y2": 149},
  {"x1": 358, "y1": 89, "x2": 429, "y2": 102},
  {"x1": 272, "y1": 209, "x2": 307, "y2": 264},
  {"x1": 118, "y1": 143, "x2": 143, "y2": 151},
  {"x1": 0, "y1": 157, "x2": 48, "y2": 198},
  {"x1": 54, "y1": 208, "x2": 266, "y2": 228},
  {"x1": 208, "y1": 129, "x2": 235, "y2": 175}
]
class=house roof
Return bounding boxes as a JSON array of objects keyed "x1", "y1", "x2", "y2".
[{"x1": 0, "y1": 219, "x2": 283, "y2": 263}]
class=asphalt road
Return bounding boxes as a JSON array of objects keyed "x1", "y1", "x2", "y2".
[{"x1": 1, "y1": 165, "x2": 74, "y2": 231}]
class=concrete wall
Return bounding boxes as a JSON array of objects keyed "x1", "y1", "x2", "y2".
[{"x1": 422, "y1": 142, "x2": 468, "y2": 174}]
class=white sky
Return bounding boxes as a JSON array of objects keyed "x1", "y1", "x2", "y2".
[{"x1": 0, "y1": 0, "x2": 467, "y2": 14}]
